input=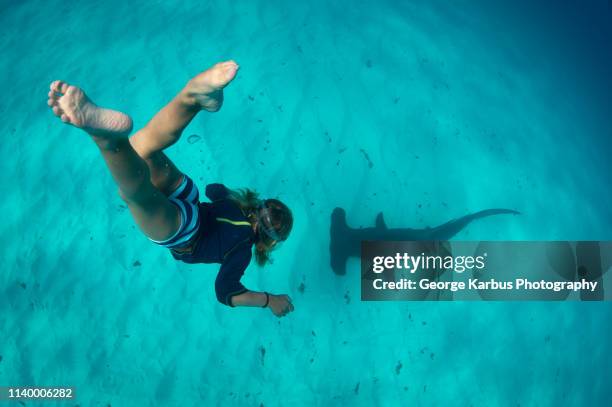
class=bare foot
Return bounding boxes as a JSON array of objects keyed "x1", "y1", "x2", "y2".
[
  {"x1": 182, "y1": 60, "x2": 239, "y2": 112},
  {"x1": 47, "y1": 81, "x2": 133, "y2": 138}
]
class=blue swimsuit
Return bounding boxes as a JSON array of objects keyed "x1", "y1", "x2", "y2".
[{"x1": 151, "y1": 175, "x2": 255, "y2": 307}]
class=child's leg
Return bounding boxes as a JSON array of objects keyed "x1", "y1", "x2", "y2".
[
  {"x1": 47, "y1": 81, "x2": 180, "y2": 242},
  {"x1": 129, "y1": 61, "x2": 239, "y2": 195}
]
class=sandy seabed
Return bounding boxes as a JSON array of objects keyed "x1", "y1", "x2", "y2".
[{"x1": 1, "y1": 0, "x2": 611, "y2": 405}]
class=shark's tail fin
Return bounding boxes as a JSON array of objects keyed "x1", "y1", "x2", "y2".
[
  {"x1": 432, "y1": 208, "x2": 520, "y2": 240},
  {"x1": 468, "y1": 208, "x2": 521, "y2": 218},
  {"x1": 330, "y1": 208, "x2": 350, "y2": 275}
]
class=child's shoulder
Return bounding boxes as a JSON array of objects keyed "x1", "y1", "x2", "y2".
[{"x1": 205, "y1": 183, "x2": 229, "y2": 201}]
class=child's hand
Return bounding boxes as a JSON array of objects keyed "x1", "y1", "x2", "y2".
[{"x1": 268, "y1": 294, "x2": 294, "y2": 317}]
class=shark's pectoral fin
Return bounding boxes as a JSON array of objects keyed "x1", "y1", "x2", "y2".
[{"x1": 376, "y1": 212, "x2": 387, "y2": 229}]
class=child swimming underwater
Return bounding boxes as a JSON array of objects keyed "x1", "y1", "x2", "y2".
[{"x1": 47, "y1": 61, "x2": 295, "y2": 317}]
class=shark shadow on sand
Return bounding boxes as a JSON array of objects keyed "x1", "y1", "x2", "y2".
[{"x1": 329, "y1": 207, "x2": 520, "y2": 275}]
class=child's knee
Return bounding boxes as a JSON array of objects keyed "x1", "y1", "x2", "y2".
[{"x1": 118, "y1": 185, "x2": 144, "y2": 203}]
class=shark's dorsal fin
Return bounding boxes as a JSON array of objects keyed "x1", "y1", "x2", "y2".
[{"x1": 376, "y1": 212, "x2": 387, "y2": 229}]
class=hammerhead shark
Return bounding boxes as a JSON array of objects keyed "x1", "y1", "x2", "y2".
[{"x1": 330, "y1": 207, "x2": 519, "y2": 275}]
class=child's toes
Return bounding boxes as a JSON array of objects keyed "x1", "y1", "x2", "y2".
[
  {"x1": 50, "y1": 80, "x2": 62, "y2": 92},
  {"x1": 50, "y1": 80, "x2": 69, "y2": 94},
  {"x1": 52, "y1": 105, "x2": 64, "y2": 117},
  {"x1": 48, "y1": 92, "x2": 60, "y2": 105}
]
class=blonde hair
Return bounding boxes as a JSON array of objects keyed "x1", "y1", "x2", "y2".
[{"x1": 227, "y1": 188, "x2": 293, "y2": 266}]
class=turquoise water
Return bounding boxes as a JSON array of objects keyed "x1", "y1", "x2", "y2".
[{"x1": 1, "y1": 0, "x2": 611, "y2": 405}]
